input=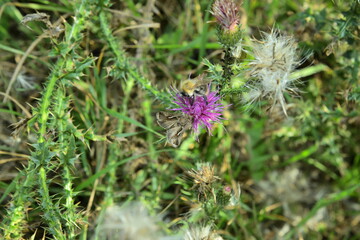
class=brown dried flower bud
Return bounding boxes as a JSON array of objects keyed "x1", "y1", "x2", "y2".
[{"x1": 187, "y1": 163, "x2": 220, "y2": 199}]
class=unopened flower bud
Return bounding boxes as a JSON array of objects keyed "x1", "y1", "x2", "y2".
[{"x1": 211, "y1": 0, "x2": 240, "y2": 33}]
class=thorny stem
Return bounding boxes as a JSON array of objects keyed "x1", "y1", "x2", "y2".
[
  {"x1": 39, "y1": 167, "x2": 65, "y2": 240},
  {"x1": 54, "y1": 88, "x2": 78, "y2": 238},
  {"x1": 219, "y1": 48, "x2": 234, "y2": 92},
  {"x1": 38, "y1": 60, "x2": 64, "y2": 143},
  {"x1": 39, "y1": 0, "x2": 91, "y2": 142}
]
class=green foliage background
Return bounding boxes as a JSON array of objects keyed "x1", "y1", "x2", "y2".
[{"x1": 0, "y1": 0, "x2": 359, "y2": 239}]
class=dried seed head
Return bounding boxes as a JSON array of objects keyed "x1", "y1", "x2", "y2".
[{"x1": 187, "y1": 163, "x2": 220, "y2": 198}]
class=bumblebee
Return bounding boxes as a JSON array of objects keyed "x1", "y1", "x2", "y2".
[{"x1": 180, "y1": 74, "x2": 210, "y2": 99}]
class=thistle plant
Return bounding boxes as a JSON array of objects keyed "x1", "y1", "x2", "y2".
[
  {"x1": 154, "y1": 0, "x2": 307, "y2": 149},
  {"x1": 1, "y1": 0, "x2": 355, "y2": 239}
]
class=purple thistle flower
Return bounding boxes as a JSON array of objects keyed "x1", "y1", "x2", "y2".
[{"x1": 171, "y1": 90, "x2": 225, "y2": 137}]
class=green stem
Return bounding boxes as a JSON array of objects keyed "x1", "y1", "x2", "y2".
[
  {"x1": 221, "y1": 48, "x2": 234, "y2": 91},
  {"x1": 39, "y1": 167, "x2": 65, "y2": 240},
  {"x1": 38, "y1": 60, "x2": 64, "y2": 143},
  {"x1": 54, "y1": 88, "x2": 78, "y2": 238}
]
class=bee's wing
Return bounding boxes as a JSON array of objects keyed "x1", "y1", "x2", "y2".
[
  {"x1": 196, "y1": 75, "x2": 212, "y2": 95},
  {"x1": 197, "y1": 73, "x2": 211, "y2": 84}
]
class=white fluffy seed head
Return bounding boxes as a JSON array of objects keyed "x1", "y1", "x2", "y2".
[
  {"x1": 184, "y1": 224, "x2": 223, "y2": 240},
  {"x1": 245, "y1": 29, "x2": 304, "y2": 116},
  {"x1": 259, "y1": 70, "x2": 294, "y2": 94},
  {"x1": 97, "y1": 202, "x2": 162, "y2": 240},
  {"x1": 242, "y1": 87, "x2": 262, "y2": 105},
  {"x1": 250, "y1": 29, "x2": 300, "y2": 76}
]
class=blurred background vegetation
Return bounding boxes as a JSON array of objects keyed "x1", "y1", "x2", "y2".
[{"x1": 0, "y1": 0, "x2": 359, "y2": 239}]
